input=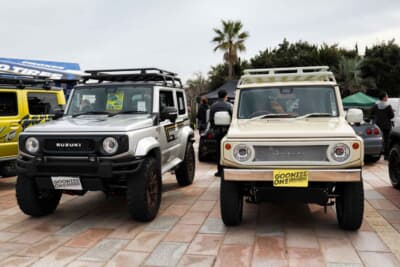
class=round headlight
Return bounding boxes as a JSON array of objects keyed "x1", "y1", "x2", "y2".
[
  {"x1": 233, "y1": 144, "x2": 252, "y2": 162},
  {"x1": 25, "y1": 137, "x2": 39, "y2": 154},
  {"x1": 103, "y1": 137, "x2": 119, "y2": 155},
  {"x1": 330, "y1": 143, "x2": 350, "y2": 162}
]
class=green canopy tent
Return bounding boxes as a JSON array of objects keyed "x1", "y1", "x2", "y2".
[{"x1": 342, "y1": 92, "x2": 377, "y2": 108}]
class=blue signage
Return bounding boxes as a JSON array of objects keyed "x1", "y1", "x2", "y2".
[{"x1": 0, "y1": 58, "x2": 81, "y2": 80}]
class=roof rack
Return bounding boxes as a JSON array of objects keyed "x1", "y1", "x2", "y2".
[
  {"x1": 83, "y1": 68, "x2": 183, "y2": 88},
  {"x1": 239, "y1": 66, "x2": 336, "y2": 85},
  {"x1": 0, "y1": 72, "x2": 55, "y2": 89}
]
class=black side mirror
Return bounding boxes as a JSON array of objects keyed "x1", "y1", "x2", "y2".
[
  {"x1": 160, "y1": 106, "x2": 178, "y2": 123},
  {"x1": 53, "y1": 109, "x2": 64, "y2": 120}
]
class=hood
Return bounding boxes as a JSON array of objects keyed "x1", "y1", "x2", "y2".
[
  {"x1": 227, "y1": 118, "x2": 357, "y2": 139},
  {"x1": 24, "y1": 114, "x2": 154, "y2": 133}
]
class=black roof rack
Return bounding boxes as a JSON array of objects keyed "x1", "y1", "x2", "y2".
[
  {"x1": 0, "y1": 72, "x2": 55, "y2": 89},
  {"x1": 83, "y1": 68, "x2": 183, "y2": 88}
]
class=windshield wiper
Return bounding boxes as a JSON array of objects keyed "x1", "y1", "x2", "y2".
[
  {"x1": 249, "y1": 113, "x2": 293, "y2": 120},
  {"x1": 296, "y1": 113, "x2": 333, "y2": 119},
  {"x1": 108, "y1": 110, "x2": 148, "y2": 117},
  {"x1": 72, "y1": 111, "x2": 110, "y2": 118}
]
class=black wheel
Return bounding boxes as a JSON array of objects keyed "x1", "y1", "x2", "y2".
[
  {"x1": 0, "y1": 162, "x2": 16, "y2": 178},
  {"x1": 16, "y1": 175, "x2": 61, "y2": 217},
  {"x1": 389, "y1": 145, "x2": 400, "y2": 189},
  {"x1": 127, "y1": 157, "x2": 161, "y2": 221},
  {"x1": 220, "y1": 173, "x2": 243, "y2": 226},
  {"x1": 365, "y1": 155, "x2": 381, "y2": 163},
  {"x1": 176, "y1": 142, "x2": 195, "y2": 186},
  {"x1": 335, "y1": 181, "x2": 364, "y2": 230}
]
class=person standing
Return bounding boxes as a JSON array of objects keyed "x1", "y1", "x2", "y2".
[
  {"x1": 196, "y1": 97, "x2": 209, "y2": 134},
  {"x1": 371, "y1": 91, "x2": 394, "y2": 160},
  {"x1": 210, "y1": 90, "x2": 232, "y2": 177}
]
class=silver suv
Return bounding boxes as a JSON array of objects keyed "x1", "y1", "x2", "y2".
[{"x1": 16, "y1": 68, "x2": 195, "y2": 221}]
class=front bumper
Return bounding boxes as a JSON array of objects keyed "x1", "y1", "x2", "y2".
[
  {"x1": 223, "y1": 168, "x2": 361, "y2": 182},
  {"x1": 16, "y1": 153, "x2": 144, "y2": 190}
]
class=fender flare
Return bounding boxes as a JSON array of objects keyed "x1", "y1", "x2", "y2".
[{"x1": 135, "y1": 137, "x2": 160, "y2": 157}]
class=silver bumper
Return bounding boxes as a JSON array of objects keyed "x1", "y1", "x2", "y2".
[{"x1": 223, "y1": 168, "x2": 361, "y2": 182}]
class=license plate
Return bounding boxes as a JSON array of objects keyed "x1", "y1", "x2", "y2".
[
  {"x1": 51, "y1": 176, "x2": 83, "y2": 190},
  {"x1": 273, "y1": 170, "x2": 308, "y2": 187}
]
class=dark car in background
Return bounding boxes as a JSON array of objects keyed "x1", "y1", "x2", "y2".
[
  {"x1": 198, "y1": 127, "x2": 218, "y2": 162},
  {"x1": 350, "y1": 122, "x2": 383, "y2": 162}
]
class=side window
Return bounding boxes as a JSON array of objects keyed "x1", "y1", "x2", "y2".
[
  {"x1": 159, "y1": 90, "x2": 174, "y2": 110},
  {"x1": 28, "y1": 93, "x2": 59, "y2": 115},
  {"x1": 0, "y1": 92, "x2": 18, "y2": 116},
  {"x1": 176, "y1": 91, "x2": 186, "y2": 115}
]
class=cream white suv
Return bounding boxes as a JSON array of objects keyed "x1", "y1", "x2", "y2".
[{"x1": 215, "y1": 66, "x2": 364, "y2": 230}]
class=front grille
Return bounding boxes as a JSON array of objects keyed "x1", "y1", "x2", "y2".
[
  {"x1": 253, "y1": 145, "x2": 328, "y2": 162},
  {"x1": 44, "y1": 139, "x2": 96, "y2": 154}
]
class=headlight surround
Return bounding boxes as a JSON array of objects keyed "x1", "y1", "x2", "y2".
[
  {"x1": 233, "y1": 144, "x2": 253, "y2": 162},
  {"x1": 102, "y1": 137, "x2": 119, "y2": 155},
  {"x1": 25, "y1": 137, "x2": 39, "y2": 154},
  {"x1": 330, "y1": 143, "x2": 350, "y2": 162}
]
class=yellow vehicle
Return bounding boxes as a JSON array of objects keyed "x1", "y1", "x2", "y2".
[{"x1": 0, "y1": 75, "x2": 65, "y2": 177}]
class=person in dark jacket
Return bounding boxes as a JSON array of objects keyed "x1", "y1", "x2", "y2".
[
  {"x1": 371, "y1": 91, "x2": 394, "y2": 159},
  {"x1": 196, "y1": 97, "x2": 209, "y2": 134},
  {"x1": 210, "y1": 90, "x2": 233, "y2": 176}
]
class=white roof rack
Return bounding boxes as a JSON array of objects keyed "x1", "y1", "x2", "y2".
[{"x1": 239, "y1": 66, "x2": 336, "y2": 85}]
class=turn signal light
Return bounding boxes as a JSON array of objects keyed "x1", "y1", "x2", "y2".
[
  {"x1": 352, "y1": 143, "x2": 359, "y2": 149},
  {"x1": 225, "y1": 143, "x2": 232, "y2": 150}
]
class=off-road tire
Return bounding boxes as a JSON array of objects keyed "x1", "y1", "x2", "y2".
[
  {"x1": 176, "y1": 142, "x2": 195, "y2": 186},
  {"x1": 335, "y1": 181, "x2": 364, "y2": 230},
  {"x1": 220, "y1": 174, "x2": 243, "y2": 226},
  {"x1": 0, "y1": 163, "x2": 16, "y2": 178},
  {"x1": 16, "y1": 175, "x2": 61, "y2": 217},
  {"x1": 127, "y1": 157, "x2": 161, "y2": 221},
  {"x1": 389, "y1": 145, "x2": 400, "y2": 189}
]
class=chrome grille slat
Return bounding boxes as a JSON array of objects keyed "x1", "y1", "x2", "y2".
[{"x1": 253, "y1": 145, "x2": 328, "y2": 162}]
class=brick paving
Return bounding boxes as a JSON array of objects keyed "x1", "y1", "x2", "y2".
[{"x1": 0, "y1": 148, "x2": 400, "y2": 266}]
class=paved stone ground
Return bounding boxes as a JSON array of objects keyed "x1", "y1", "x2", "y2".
[{"x1": 0, "y1": 146, "x2": 400, "y2": 266}]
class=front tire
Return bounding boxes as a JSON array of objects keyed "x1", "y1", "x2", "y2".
[
  {"x1": 220, "y1": 175, "x2": 243, "y2": 226},
  {"x1": 127, "y1": 157, "x2": 161, "y2": 222},
  {"x1": 176, "y1": 142, "x2": 195, "y2": 186},
  {"x1": 335, "y1": 181, "x2": 364, "y2": 230},
  {"x1": 0, "y1": 162, "x2": 16, "y2": 178},
  {"x1": 16, "y1": 175, "x2": 61, "y2": 217},
  {"x1": 389, "y1": 145, "x2": 400, "y2": 189}
]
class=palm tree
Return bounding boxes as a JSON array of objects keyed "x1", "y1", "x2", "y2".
[
  {"x1": 212, "y1": 20, "x2": 249, "y2": 80},
  {"x1": 337, "y1": 57, "x2": 364, "y2": 93}
]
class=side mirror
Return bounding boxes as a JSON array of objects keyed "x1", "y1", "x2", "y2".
[
  {"x1": 346, "y1": 108, "x2": 363, "y2": 124},
  {"x1": 214, "y1": 111, "x2": 231, "y2": 126},
  {"x1": 161, "y1": 106, "x2": 178, "y2": 123},
  {"x1": 53, "y1": 109, "x2": 64, "y2": 120}
]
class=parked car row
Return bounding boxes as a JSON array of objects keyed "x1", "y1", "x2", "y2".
[{"x1": 2, "y1": 66, "x2": 399, "y2": 232}]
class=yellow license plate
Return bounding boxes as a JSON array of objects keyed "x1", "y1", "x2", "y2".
[{"x1": 273, "y1": 170, "x2": 309, "y2": 187}]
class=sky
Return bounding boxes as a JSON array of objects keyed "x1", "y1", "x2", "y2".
[{"x1": 1, "y1": 0, "x2": 399, "y2": 82}]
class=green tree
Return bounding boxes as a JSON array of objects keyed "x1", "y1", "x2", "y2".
[
  {"x1": 336, "y1": 57, "x2": 363, "y2": 93},
  {"x1": 186, "y1": 72, "x2": 209, "y2": 104},
  {"x1": 212, "y1": 20, "x2": 249, "y2": 79},
  {"x1": 360, "y1": 39, "x2": 400, "y2": 96}
]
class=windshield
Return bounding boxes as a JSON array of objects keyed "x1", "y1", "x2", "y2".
[
  {"x1": 238, "y1": 86, "x2": 338, "y2": 119},
  {"x1": 66, "y1": 85, "x2": 153, "y2": 116}
]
